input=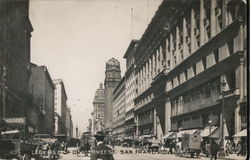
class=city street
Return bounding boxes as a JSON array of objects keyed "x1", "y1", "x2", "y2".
[{"x1": 59, "y1": 147, "x2": 246, "y2": 160}]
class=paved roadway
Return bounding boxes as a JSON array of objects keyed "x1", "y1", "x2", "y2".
[{"x1": 59, "y1": 147, "x2": 246, "y2": 160}]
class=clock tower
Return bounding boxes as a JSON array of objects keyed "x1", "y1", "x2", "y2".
[{"x1": 104, "y1": 58, "x2": 121, "y2": 132}]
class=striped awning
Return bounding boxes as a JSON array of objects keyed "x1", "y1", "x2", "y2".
[
  {"x1": 163, "y1": 132, "x2": 176, "y2": 139},
  {"x1": 233, "y1": 129, "x2": 247, "y2": 137},
  {"x1": 200, "y1": 126, "x2": 218, "y2": 137},
  {"x1": 176, "y1": 129, "x2": 199, "y2": 138}
]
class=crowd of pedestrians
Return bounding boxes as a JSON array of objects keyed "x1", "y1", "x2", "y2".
[{"x1": 109, "y1": 134, "x2": 247, "y2": 160}]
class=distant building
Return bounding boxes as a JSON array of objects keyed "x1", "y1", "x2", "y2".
[
  {"x1": 112, "y1": 77, "x2": 126, "y2": 139},
  {"x1": 92, "y1": 83, "x2": 105, "y2": 135},
  {"x1": 66, "y1": 106, "x2": 73, "y2": 140},
  {"x1": 53, "y1": 79, "x2": 67, "y2": 137},
  {"x1": 123, "y1": 40, "x2": 139, "y2": 138},
  {"x1": 104, "y1": 58, "x2": 121, "y2": 132},
  {"x1": 29, "y1": 64, "x2": 55, "y2": 135}
]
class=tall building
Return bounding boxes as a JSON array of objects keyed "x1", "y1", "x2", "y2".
[
  {"x1": 123, "y1": 40, "x2": 139, "y2": 138},
  {"x1": 53, "y1": 79, "x2": 67, "y2": 137},
  {"x1": 112, "y1": 77, "x2": 126, "y2": 139},
  {"x1": 92, "y1": 83, "x2": 105, "y2": 134},
  {"x1": 29, "y1": 64, "x2": 55, "y2": 135},
  {"x1": 0, "y1": 0, "x2": 33, "y2": 132},
  {"x1": 66, "y1": 106, "x2": 73, "y2": 140},
  {"x1": 104, "y1": 58, "x2": 121, "y2": 132},
  {"x1": 133, "y1": 0, "x2": 247, "y2": 141}
]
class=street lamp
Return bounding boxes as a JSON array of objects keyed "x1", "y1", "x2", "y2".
[
  {"x1": 219, "y1": 77, "x2": 226, "y2": 157},
  {"x1": 208, "y1": 120, "x2": 212, "y2": 149},
  {"x1": 1, "y1": 66, "x2": 7, "y2": 118}
]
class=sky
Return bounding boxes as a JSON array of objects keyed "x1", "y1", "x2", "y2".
[{"x1": 29, "y1": 0, "x2": 162, "y2": 136}]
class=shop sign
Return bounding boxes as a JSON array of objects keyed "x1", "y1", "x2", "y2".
[{"x1": 4, "y1": 117, "x2": 26, "y2": 124}]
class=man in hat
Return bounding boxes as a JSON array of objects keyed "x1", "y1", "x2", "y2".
[{"x1": 90, "y1": 131, "x2": 114, "y2": 160}]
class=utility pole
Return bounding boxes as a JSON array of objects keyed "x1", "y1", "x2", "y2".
[
  {"x1": 219, "y1": 77, "x2": 226, "y2": 157},
  {"x1": 76, "y1": 125, "x2": 78, "y2": 139},
  {"x1": 1, "y1": 66, "x2": 7, "y2": 118},
  {"x1": 131, "y1": 8, "x2": 134, "y2": 39}
]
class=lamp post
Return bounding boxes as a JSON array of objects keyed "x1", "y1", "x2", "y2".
[
  {"x1": 219, "y1": 77, "x2": 226, "y2": 157},
  {"x1": 1, "y1": 66, "x2": 7, "y2": 118},
  {"x1": 208, "y1": 120, "x2": 212, "y2": 148}
]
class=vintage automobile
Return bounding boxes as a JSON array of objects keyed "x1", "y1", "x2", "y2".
[
  {"x1": 180, "y1": 133, "x2": 202, "y2": 158},
  {"x1": 0, "y1": 129, "x2": 38, "y2": 160},
  {"x1": 33, "y1": 133, "x2": 57, "y2": 144}
]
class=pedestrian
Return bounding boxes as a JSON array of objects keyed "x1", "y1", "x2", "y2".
[
  {"x1": 210, "y1": 139, "x2": 220, "y2": 160},
  {"x1": 111, "y1": 139, "x2": 114, "y2": 149},
  {"x1": 169, "y1": 140, "x2": 173, "y2": 154},
  {"x1": 225, "y1": 140, "x2": 230, "y2": 156},
  {"x1": 90, "y1": 131, "x2": 114, "y2": 160},
  {"x1": 236, "y1": 141, "x2": 242, "y2": 156},
  {"x1": 205, "y1": 142, "x2": 210, "y2": 157}
]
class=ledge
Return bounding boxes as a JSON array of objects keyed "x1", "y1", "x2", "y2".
[
  {"x1": 167, "y1": 51, "x2": 244, "y2": 99},
  {"x1": 167, "y1": 18, "x2": 243, "y2": 80}
]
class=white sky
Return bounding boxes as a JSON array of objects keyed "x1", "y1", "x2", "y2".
[{"x1": 29, "y1": 0, "x2": 162, "y2": 136}]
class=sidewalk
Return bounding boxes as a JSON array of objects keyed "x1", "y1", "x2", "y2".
[{"x1": 113, "y1": 146, "x2": 247, "y2": 160}]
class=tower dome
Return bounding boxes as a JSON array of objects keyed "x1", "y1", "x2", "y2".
[
  {"x1": 106, "y1": 58, "x2": 120, "y2": 66},
  {"x1": 106, "y1": 58, "x2": 120, "y2": 71}
]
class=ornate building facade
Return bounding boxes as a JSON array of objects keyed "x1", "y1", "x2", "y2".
[
  {"x1": 104, "y1": 58, "x2": 121, "y2": 132},
  {"x1": 134, "y1": 0, "x2": 246, "y2": 140},
  {"x1": 0, "y1": 0, "x2": 33, "y2": 134},
  {"x1": 123, "y1": 40, "x2": 138, "y2": 138},
  {"x1": 92, "y1": 83, "x2": 105, "y2": 135},
  {"x1": 112, "y1": 77, "x2": 126, "y2": 139}
]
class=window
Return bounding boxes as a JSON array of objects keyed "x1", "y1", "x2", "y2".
[
  {"x1": 202, "y1": 57, "x2": 207, "y2": 69},
  {"x1": 205, "y1": 84, "x2": 211, "y2": 98},
  {"x1": 213, "y1": 48, "x2": 219, "y2": 63},
  {"x1": 192, "y1": 64, "x2": 196, "y2": 75}
]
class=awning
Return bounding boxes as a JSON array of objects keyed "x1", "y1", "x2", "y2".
[
  {"x1": 141, "y1": 135, "x2": 151, "y2": 138},
  {"x1": 176, "y1": 129, "x2": 199, "y2": 138},
  {"x1": 200, "y1": 126, "x2": 218, "y2": 137},
  {"x1": 233, "y1": 129, "x2": 247, "y2": 137},
  {"x1": 163, "y1": 132, "x2": 176, "y2": 139},
  {"x1": 210, "y1": 125, "x2": 229, "y2": 138},
  {"x1": 1, "y1": 129, "x2": 20, "y2": 135}
]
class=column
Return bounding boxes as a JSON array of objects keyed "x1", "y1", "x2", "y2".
[
  {"x1": 183, "y1": 18, "x2": 188, "y2": 59},
  {"x1": 154, "y1": 108, "x2": 157, "y2": 135},
  {"x1": 222, "y1": 0, "x2": 228, "y2": 28},
  {"x1": 156, "y1": 50, "x2": 159, "y2": 74},
  {"x1": 143, "y1": 64, "x2": 146, "y2": 92},
  {"x1": 152, "y1": 53, "x2": 155, "y2": 78},
  {"x1": 210, "y1": 0, "x2": 216, "y2": 37},
  {"x1": 176, "y1": 27, "x2": 180, "y2": 64},
  {"x1": 159, "y1": 47, "x2": 162, "y2": 71},
  {"x1": 190, "y1": 8, "x2": 195, "y2": 53},
  {"x1": 165, "y1": 38, "x2": 169, "y2": 68},
  {"x1": 165, "y1": 99, "x2": 171, "y2": 134},
  {"x1": 145, "y1": 61, "x2": 149, "y2": 89},
  {"x1": 141, "y1": 68, "x2": 143, "y2": 93},
  {"x1": 200, "y1": 0, "x2": 205, "y2": 46},
  {"x1": 169, "y1": 34, "x2": 173, "y2": 69},
  {"x1": 139, "y1": 69, "x2": 142, "y2": 94},
  {"x1": 149, "y1": 58, "x2": 152, "y2": 84}
]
